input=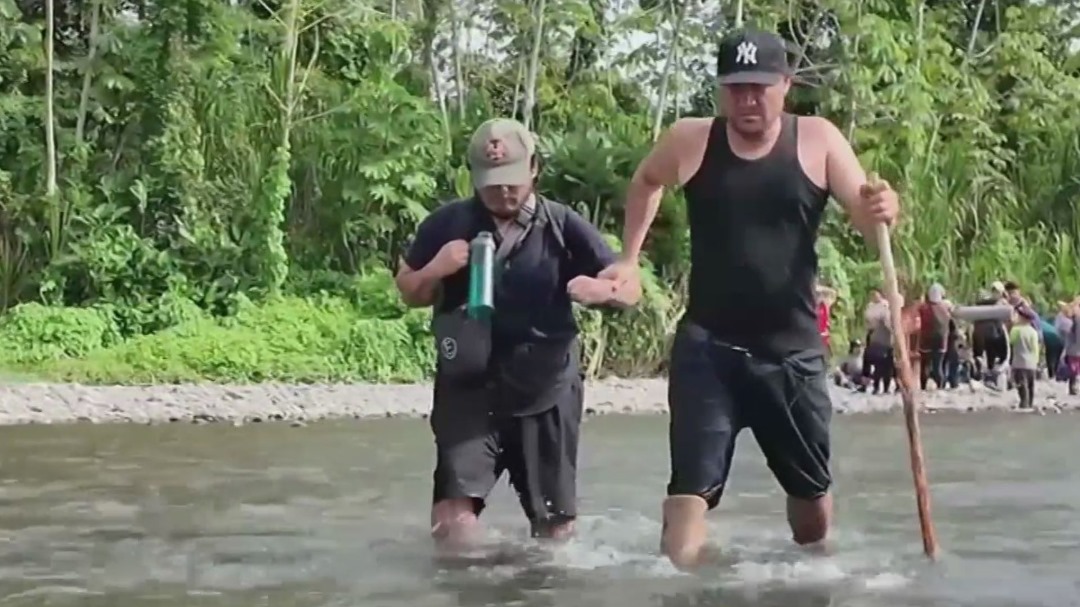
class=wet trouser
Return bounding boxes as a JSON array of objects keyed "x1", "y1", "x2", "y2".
[
  {"x1": 920, "y1": 348, "x2": 945, "y2": 389},
  {"x1": 1012, "y1": 368, "x2": 1036, "y2": 409},
  {"x1": 666, "y1": 320, "x2": 832, "y2": 508},
  {"x1": 430, "y1": 371, "x2": 582, "y2": 534}
]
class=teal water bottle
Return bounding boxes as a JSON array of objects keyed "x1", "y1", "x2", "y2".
[{"x1": 467, "y1": 231, "x2": 496, "y2": 320}]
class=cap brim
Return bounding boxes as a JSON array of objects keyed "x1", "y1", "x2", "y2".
[
  {"x1": 718, "y1": 71, "x2": 783, "y2": 85},
  {"x1": 471, "y1": 161, "x2": 532, "y2": 188}
]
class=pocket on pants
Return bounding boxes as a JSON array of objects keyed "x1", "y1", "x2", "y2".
[
  {"x1": 781, "y1": 351, "x2": 831, "y2": 420},
  {"x1": 496, "y1": 340, "x2": 577, "y2": 414},
  {"x1": 783, "y1": 351, "x2": 828, "y2": 383}
]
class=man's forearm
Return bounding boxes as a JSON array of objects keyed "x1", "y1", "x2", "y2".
[
  {"x1": 621, "y1": 176, "x2": 665, "y2": 262},
  {"x1": 396, "y1": 264, "x2": 444, "y2": 307}
]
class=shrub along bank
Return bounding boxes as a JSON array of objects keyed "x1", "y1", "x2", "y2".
[
  {"x1": 3, "y1": 1, "x2": 1078, "y2": 384},
  {"x1": 0, "y1": 266, "x2": 684, "y2": 385}
]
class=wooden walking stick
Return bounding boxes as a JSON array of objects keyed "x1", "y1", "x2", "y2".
[{"x1": 868, "y1": 173, "x2": 940, "y2": 560}]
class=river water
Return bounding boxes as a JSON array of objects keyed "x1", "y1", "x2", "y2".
[{"x1": 1, "y1": 412, "x2": 1078, "y2": 607}]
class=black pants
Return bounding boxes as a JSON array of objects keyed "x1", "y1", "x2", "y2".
[
  {"x1": 430, "y1": 372, "x2": 583, "y2": 532},
  {"x1": 863, "y1": 343, "x2": 894, "y2": 393},
  {"x1": 1012, "y1": 368, "x2": 1035, "y2": 409},
  {"x1": 943, "y1": 347, "x2": 961, "y2": 388},
  {"x1": 920, "y1": 348, "x2": 945, "y2": 389},
  {"x1": 666, "y1": 321, "x2": 832, "y2": 508},
  {"x1": 1046, "y1": 342, "x2": 1064, "y2": 377},
  {"x1": 973, "y1": 334, "x2": 1008, "y2": 377}
]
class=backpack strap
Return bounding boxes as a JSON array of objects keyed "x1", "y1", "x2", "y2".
[{"x1": 538, "y1": 195, "x2": 570, "y2": 260}]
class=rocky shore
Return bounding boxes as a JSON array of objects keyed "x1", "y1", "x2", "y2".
[{"x1": 0, "y1": 378, "x2": 1077, "y2": 426}]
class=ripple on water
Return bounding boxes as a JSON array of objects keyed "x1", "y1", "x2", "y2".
[{"x1": 2, "y1": 414, "x2": 1079, "y2": 607}]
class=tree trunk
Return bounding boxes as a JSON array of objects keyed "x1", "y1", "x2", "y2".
[
  {"x1": 75, "y1": 0, "x2": 102, "y2": 144},
  {"x1": 450, "y1": 4, "x2": 466, "y2": 119},
  {"x1": 44, "y1": 0, "x2": 61, "y2": 259},
  {"x1": 522, "y1": 0, "x2": 547, "y2": 131},
  {"x1": 652, "y1": 1, "x2": 687, "y2": 141}
]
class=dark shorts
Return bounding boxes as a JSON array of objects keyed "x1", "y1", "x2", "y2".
[
  {"x1": 430, "y1": 373, "x2": 583, "y2": 529},
  {"x1": 667, "y1": 320, "x2": 832, "y2": 508}
]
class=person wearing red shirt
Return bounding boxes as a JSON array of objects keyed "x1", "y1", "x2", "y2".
[
  {"x1": 815, "y1": 283, "x2": 838, "y2": 354},
  {"x1": 896, "y1": 277, "x2": 923, "y2": 385},
  {"x1": 917, "y1": 283, "x2": 952, "y2": 390}
]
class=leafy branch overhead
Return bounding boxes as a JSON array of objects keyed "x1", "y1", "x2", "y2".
[{"x1": 0, "y1": 0, "x2": 1076, "y2": 381}]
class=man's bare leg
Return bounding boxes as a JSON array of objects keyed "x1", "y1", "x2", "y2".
[
  {"x1": 787, "y1": 493, "x2": 831, "y2": 548},
  {"x1": 660, "y1": 495, "x2": 710, "y2": 570},
  {"x1": 431, "y1": 498, "x2": 482, "y2": 554}
]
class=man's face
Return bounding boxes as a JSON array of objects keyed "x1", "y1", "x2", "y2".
[
  {"x1": 719, "y1": 78, "x2": 791, "y2": 137},
  {"x1": 475, "y1": 162, "x2": 537, "y2": 219},
  {"x1": 870, "y1": 290, "x2": 883, "y2": 303},
  {"x1": 1007, "y1": 288, "x2": 1021, "y2": 303}
]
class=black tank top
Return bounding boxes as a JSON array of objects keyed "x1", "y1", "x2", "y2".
[{"x1": 682, "y1": 114, "x2": 829, "y2": 355}]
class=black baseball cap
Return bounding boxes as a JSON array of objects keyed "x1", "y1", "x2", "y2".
[{"x1": 717, "y1": 28, "x2": 791, "y2": 85}]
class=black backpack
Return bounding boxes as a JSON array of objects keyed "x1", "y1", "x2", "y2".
[{"x1": 430, "y1": 196, "x2": 573, "y2": 380}]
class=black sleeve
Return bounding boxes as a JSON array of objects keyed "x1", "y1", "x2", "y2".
[
  {"x1": 561, "y1": 207, "x2": 618, "y2": 278},
  {"x1": 403, "y1": 206, "x2": 455, "y2": 270}
]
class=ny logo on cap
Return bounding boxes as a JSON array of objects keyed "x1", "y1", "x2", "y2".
[
  {"x1": 735, "y1": 41, "x2": 758, "y2": 65},
  {"x1": 484, "y1": 139, "x2": 506, "y2": 162}
]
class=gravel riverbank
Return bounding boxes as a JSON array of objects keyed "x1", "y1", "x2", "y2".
[{"x1": 0, "y1": 378, "x2": 1077, "y2": 425}]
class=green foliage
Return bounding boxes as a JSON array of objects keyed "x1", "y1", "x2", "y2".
[
  {"x1": 9, "y1": 266, "x2": 677, "y2": 384},
  {"x1": 0, "y1": 303, "x2": 121, "y2": 365},
  {"x1": 37, "y1": 290, "x2": 435, "y2": 384},
  {"x1": 29, "y1": 268, "x2": 431, "y2": 384},
  {"x1": 1, "y1": 0, "x2": 1079, "y2": 384}
]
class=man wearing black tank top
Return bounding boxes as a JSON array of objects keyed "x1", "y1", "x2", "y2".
[{"x1": 599, "y1": 29, "x2": 900, "y2": 568}]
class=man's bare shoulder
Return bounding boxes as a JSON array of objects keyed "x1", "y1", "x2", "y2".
[
  {"x1": 668, "y1": 117, "x2": 714, "y2": 140},
  {"x1": 798, "y1": 115, "x2": 845, "y2": 142}
]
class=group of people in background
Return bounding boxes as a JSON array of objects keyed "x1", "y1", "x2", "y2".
[{"x1": 828, "y1": 280, "x2": 1080, "y2": 408}]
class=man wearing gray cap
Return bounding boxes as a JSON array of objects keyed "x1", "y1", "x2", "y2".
[{"x1": 395, "y1": 118, "x2": 638, "y2": 550}]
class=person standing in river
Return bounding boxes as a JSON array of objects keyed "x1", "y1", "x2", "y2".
[
  {"x1": 395, "y1": 118, "x2": 639, "y2": 550},
  {"x1": 596, "y1": 28, "x2": 900, "y2": 569}
]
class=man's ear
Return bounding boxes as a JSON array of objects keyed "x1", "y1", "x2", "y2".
[{"x1": 530, "y1": 155, "x2": 541, "y2": 179}]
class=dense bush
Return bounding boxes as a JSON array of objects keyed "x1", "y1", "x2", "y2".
[
  {"x1": 4, "y1": 298, "x2": 427, "y2": 385},
  {"x1": 0, "y1": 266, "x2": 685, "y2": 384},
  {"x1": 0, "y1": 303, "x2": 122, "y2": 365},
  {"x1": 1, "y1": 0, "x2": 1077, "y2": 384}
]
